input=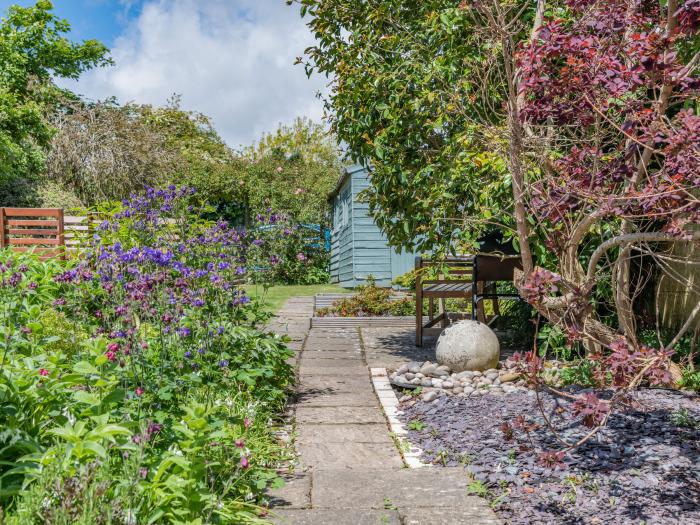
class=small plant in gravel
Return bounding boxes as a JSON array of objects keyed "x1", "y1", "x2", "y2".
[
  {"x1": 671, "y1": 409, "x2": 698, "y2": 429},
  {"x1": 407, "y1": 419, "x2": 426, "y2": 431}
]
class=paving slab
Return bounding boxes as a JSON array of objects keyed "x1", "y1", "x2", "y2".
[
  {"x1": 296, "y1": 406, "x2": 386, "y2": 425},
  {"x1": 296, "y1": 391, "x2": 379, "y2": 407},
  {"x1": 269, "y1": 509, "x2": 401, "y2": 525},
  {"x1": 297, "y1": 442, "x2": 403, "y2": 469},
  {"x1": 312, "y1": 468, "x2": 487, "y2": 509},
  {"x1": 266, "y1": 473, "x2": 311, "y2": 509},
  {"x1": 299, "y1": 358, "x2": 366, "y2": 368},
  {"x1": 301, "y1": 350, "x2": 363, "y2": 359},
  {"x1": 298, "y1": 365, "x2": 369, "y2": 376},
  {"x1": 399, "y1": 508, "x2": 501, "y2": 525},
  {"x1": 297, "y1": 424, "x2": 394, "y2": 445},
  {"x1": 297, "y1": 375, "x2": 374, "y2": 392}
]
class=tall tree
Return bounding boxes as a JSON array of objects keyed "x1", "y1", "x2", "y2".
[
  {"x1": 0, "y1": 0, "x2": 111, "y2": 205},
  {"x1": 294, "y1": 0, "x2": 519, "y2": 254}
]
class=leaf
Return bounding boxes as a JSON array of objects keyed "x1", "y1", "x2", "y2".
[
  {"x1": 73, "y1": 361, "x2": 99, "y2": 375},
  {"x1": 82, "y1": 440, "x2": 107, "y2": 458},
  {"x1": 73, "y1": 390, "x2": 101, "y2": 406}
]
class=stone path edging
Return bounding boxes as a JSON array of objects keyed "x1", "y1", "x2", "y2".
[{"x1": 370, "y1": 367, "x2": 427, "y2": 469}]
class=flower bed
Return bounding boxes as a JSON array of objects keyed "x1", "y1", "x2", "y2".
[
  {"x1": 0, "y1": 187, "x2": 293, "y2": 523},
  {"x1": 398, "y1": 387, "x2": 700, "y2": 524}
]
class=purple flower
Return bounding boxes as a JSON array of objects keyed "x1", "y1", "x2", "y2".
[
  {"x1": 184, "y1": 351, "x2": 192, "y2": 359},
  {"x1": 219, "y1": 359, "x2": 229, "y2": 368},
  {"x1": 176, "y1": 326, "x2": 191, "y2": 337}
]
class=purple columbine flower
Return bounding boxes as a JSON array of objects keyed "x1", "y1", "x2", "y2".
[
  {"x1": 176, "y1": 326, "x2": 191, "y2": 337},
  {"x1": 219, "y1": 359, "x2": 229, "y2": 368},
  {"x1": 184, "y1": 351, "x2": 192, "y2": 359}
]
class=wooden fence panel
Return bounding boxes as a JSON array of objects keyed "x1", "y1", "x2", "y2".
[{"x1": 0, "y1": 208, "x2": 65, "y2": 259}]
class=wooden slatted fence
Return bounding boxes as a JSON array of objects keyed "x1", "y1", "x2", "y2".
[{"x1": 0, "y1": 208, "x2": 65, "y2": 259}]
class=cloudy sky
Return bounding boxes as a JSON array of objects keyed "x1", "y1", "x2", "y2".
[{"x1": 0, "y1": 0, "x2": 327, "y2": 148}]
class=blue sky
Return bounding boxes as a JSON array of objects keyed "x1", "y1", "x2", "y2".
[{"x1": 0, "y1": 1, "x2": 326, "y2": 147}]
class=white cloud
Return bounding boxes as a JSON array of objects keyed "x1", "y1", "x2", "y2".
[{"x1": 60, "y1": 0, "x2": 327, "y2": 148}]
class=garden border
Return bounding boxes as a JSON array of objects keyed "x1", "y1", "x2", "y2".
[
  {"x1": 310, "y1": 316, "x2": 415, "y2": 328},
  {"x1": 370, "y1": 367, "x2": 427, "y2": 469}
]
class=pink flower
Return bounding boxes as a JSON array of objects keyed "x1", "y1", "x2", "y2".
[
  {"x1": 235, "y1": 439, "x2": 245, "y2": 449},
  {"x1": 244, "y1": 417, "x2": 252, "y2": 429},
  {"x1": 39, "y1": 368, "x2": 49, "y2": 376},
  {"x1": 295, "y1": 252, "x2": 307, "y2": 262},
  {"x1": 107, "y1": 342, "x2": 120, "y2": 352},
  {"x1": 105, "y1": 351, "x2": 117, "y2": 362},
  {"x1": 240, "y1": 456, "x2": 249, "y2": 469},
  {"x1": 135, "y1": 387, "x2": 144, "y2": 396}
]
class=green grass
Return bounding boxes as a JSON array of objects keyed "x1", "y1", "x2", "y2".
[{"x1": 245, "y1": 283, "x2": 351, "y2": 313}]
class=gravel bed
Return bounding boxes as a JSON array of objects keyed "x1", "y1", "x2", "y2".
[{"x1": 399, "y1": 388, "x2": 700, "y2": 524}]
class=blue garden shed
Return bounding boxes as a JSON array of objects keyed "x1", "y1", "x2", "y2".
[{"x1": 329, "y1": 165, "x2": 418, "y2": 287}]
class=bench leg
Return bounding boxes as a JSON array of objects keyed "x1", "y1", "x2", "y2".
[{"x1": 416, "y1": 282, "x2": 423, "y2": 347}]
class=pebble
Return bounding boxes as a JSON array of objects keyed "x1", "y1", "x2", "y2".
[
  {"x1": 420, "y1": 363, "x2": 437, "y2": 376},
  {"x1": 397, "y1": 364, "x2": 409, "y2": 375},
  {"x1": 442, "y1": 381, "x2": 454, "y2": 389},
  {"x1": 422, "y1": 391, "x2": 438, "y2": 402},
  {"x1": 432, "y1": 379, "x2": 443, "y2": 388},
  {"x1": 405, "y1": 372, "x2": 415, "y2": 380},
  {"x1": 421, "y1": 379, "x2": 433, "y2": 387}
]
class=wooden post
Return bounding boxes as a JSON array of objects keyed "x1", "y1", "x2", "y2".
[
  {"x1": 0, "y1": 208, "x2": 5, "y2": 248},
  {"x1": 415, "y1": 256, "x2": 423, "y2": 346},
  {"x1": 57, "y1": 208, "x2": 65, "y2": 258}
]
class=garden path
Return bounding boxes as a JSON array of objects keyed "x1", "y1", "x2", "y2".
[{"x1": 267, "y1": 298, "x2": 501, "y2": 525}]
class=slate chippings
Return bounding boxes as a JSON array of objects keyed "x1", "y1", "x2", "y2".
[{"x1": 398, "y1": 388, "x2": 700, "y2": 525}]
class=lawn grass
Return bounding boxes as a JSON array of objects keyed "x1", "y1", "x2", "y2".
[{"x1": 245, "y1": 283, "x2": 351, "y2": 313}]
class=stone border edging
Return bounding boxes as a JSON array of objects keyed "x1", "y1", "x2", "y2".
[
  {"x1": 370, "y1": 367, "x2": 427, "y2": 469},
  {"x1": 311, "y1": 316, "x2": 415, "y2": 328}
]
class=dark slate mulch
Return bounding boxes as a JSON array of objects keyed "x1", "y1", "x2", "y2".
[{"x1": 399, "y1": 388, "x2": 700, "y2": 525}]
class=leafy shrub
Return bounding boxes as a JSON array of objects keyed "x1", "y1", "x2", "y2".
[
  {"x1": 249, "y1": 213, "x2": 329, "y2": 286},
  {"x1": 559, "y1": 361, "x2": 597, "y2": 388},
  {"x1": 317, "y1": 278, "x2": 414, "y2": 317}
]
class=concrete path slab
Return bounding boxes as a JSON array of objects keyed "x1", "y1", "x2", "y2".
[
  {"x1": 295, "y1": 391, "x2": 379, "y2": 407},
  {"x1": 312, "y1": 468, "x2": 479, "y2": 509},
  {"x1": 297, "y1": 424, "x2": 394, "y2": 445},
  {"x1": 296, "y1": 406, "x2": 387, "y2": 425},
  {"x1": 269, "y1": 509, "x2": 401, "y2": 525},
  {"x1": 298, "y1": 442, "x2": 404, "y2": 469},
  {"x1": 266, "y1": 473, "x2": 311, "y2": 509}
]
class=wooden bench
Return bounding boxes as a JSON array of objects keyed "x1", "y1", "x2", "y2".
[
  {"x1": 415, "y1": 256, "x2": 478, "y2": 346},
  {"x1": 415, "y1": 254, "x2": 524, "y2": 346}
]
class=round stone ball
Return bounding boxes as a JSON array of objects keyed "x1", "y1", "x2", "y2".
[{"x1": 435, "y1": 320, "x2": 500, "y2": 372}]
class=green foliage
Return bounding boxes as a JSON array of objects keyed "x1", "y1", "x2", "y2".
[
  {"x1": 670, "y1": 409, "x2": 698, "y2": 429},
  {"x1": 679, "y1": 370, "x2": 700, "y2": 391},
  {"x1": 0, "y1": 189, "x2": 294, "y2": 522},
  {"x1": 0, "y1": 0, "x2": 111, "y2": 205},
  {"x1": 558, "y1": 361, "x2": 597, "y2": 388},
  {"x1": 317, "y1": 278, "x2": 414, "y2": 317},
  {"x1": 297, "y1": 0, "x2": 518, "y2": 254},
  {"x1": 537, "y1": 324, "x2": 575, "y2": 361},
  {"x1": 407, "y1": 419, "x2": 426, "y2": 431}
]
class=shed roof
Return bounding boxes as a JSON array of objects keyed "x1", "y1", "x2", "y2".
[{"x1": 328, "y1": 164, "x2": 367, "y2": 201}]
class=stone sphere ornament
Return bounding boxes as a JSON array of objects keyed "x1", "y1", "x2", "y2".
[{"x1": 435, "y1": 320, "x2": 500, "y2": 372}]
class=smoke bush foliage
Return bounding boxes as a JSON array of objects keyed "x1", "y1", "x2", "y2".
[{"x1": 0, "y1": 187, "x2": 294, "y2": 523}]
